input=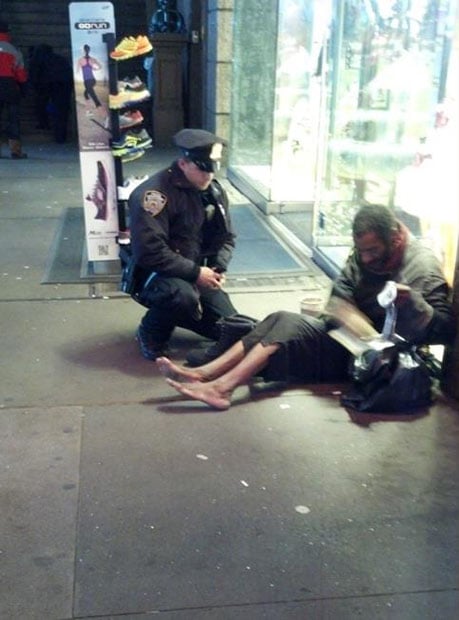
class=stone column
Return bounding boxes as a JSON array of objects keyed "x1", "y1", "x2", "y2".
[{"x1": 204, "y1": 0, "x2": 234, "y2": 147}]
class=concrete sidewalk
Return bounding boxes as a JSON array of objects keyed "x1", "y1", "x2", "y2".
[{"x1": 1, "y1": 140, "x2": 458, "y2": 620}]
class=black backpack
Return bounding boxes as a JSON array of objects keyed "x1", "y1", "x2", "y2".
[{"x1": 340, "y1": 342, "x2": 433, "y2": 413}]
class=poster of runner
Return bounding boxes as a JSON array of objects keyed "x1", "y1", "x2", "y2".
[{"x1": 69, "y1": 2, "x2": 119, "y2": 262}]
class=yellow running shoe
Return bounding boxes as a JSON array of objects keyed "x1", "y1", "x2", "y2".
[
  {"x1": 110, "y1": 36, "x2": 138, "y2": 60},
  {"x1": 110, "y1": 35, "x2": 152, "y2": 60},
  {"x1": 135, "y1": 35, "x2": 153, "y2": 55}
]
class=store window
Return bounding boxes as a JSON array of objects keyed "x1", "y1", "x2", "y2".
[
  {"x1": 314, "y1": 0, "x2": 458, "y2": 282},
  {"x1": 229, "y1": 0, "x2": 457, "y2": 281},
  {"x1": 229, "y1": 0, "x2": 328, "y2": 209}
]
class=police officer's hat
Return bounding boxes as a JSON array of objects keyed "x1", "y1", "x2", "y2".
[{"x1": 173, "y1": 128, "x2": 227, "y2": 173}]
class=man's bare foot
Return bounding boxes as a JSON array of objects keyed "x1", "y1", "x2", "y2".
[
  {"x1": 156, "y1": 357, "x2": 204, "y2": 383},
  {"x1": 166, "y1": 378, "x2": 231, "y2": 410}
]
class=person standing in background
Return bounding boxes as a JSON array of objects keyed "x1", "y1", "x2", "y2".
[
  {"x1": 0, "y1": 19, "x2": 28, "y2": 159},
  {"x1": 28, "y1": 44, "x2": 73, "y2": 143}
]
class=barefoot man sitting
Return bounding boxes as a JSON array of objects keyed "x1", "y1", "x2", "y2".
[{"x1": 156, "y1": 204, "x2": 456, "y2": 410}]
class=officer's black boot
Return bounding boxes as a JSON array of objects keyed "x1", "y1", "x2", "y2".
[
  {"x1": 136, "y1": 309, "x2": 175, "y2": 361},
  {"x1": 136, "y1": 325, "x2": 169, "y2": 361},
  {"x1": 185, "y1": 314, "x2": 258, "y2": 367}
]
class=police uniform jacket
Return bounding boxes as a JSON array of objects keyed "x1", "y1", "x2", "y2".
[
  {"x1": 331, "y1": 232, "x2": 456, "y2": 345},
  {"x1": 129, "y1": 161, "x2": 236, "y2": 283}
]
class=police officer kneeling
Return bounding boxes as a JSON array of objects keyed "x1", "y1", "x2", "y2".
[{"x1": 128, "y1": 128, "x2": 239, "y2": 360}]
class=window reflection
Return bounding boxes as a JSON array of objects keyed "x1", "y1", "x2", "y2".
[
  {"x1": 228, "y1": 0, "x2": 458, "y2": 280},
  {"x1": 315, "y1": 0, "x2": 458, "y2": 280}
]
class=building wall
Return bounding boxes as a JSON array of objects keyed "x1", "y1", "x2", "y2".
[{"x1": 204, "y1": 0, "x2": 233, "y2": 141}]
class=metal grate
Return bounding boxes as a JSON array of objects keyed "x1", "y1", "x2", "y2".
[{"x1": 225, "y1": 271, "x2": 330, "y2": 293}]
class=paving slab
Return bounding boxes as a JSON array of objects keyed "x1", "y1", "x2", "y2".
[
  {"x1": 0, "y1": 406, "x2": 82, "y2": 620},
  {"x1": 0, "y1": 177, "x2": 82, "y2": 220},
  {"x1": 86, "y1": 601, "x2": 322, "y2": 619},
  {"x1": 0, "y1": 145, "x2": 81, "y2": 217},
  {"x1": 0, "y1": 216, "x2": 89, "y2": 300},
  {"x1": 71, "y1": 396, "x2": 459, "y2": 618},
  {"x1": 0, "y1": 292, "x2": 307, "y2": 409},
  {"x1": 321, "y1": 590, "x2": 459, "y2": 620},
  {"x1": 1, "y1": 296, "x2": 146, "y2": 409},
  {"x1": 83, "y1": 590, "x2": 459, "y2": 619}
]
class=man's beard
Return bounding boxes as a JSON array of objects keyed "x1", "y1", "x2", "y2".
[{"x1": 364, "y1": 249, "x2": 392, "y2": 273}]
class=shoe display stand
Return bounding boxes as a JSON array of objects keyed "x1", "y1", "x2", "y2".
[{"x1": 103, "y1": 32, "x2": 152, "y2": 239}]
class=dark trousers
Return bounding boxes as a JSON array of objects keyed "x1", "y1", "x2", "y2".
[
  {"x1": 139, "y1": 276, "x2": 237, "y2": 343},
  {"x1": 34, "y1": 85, "x2": 51, "y2": 129},
  {"x1": 242, "y1": 310, "x2": 351, "y2": 383},
  {"x1": 33, "y1": 82, "x2": 72, "y2": 142},
  {"x1": 83, "y1": 78, "x2": 101, "y2": 108},
  {"x1": 49, "y1": 82, "x2": 72, "y2": 143},
  {"x1": 0, "y1": 100, "x2": 21, "y2": 140}
]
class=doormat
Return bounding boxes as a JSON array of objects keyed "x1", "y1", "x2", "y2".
[
  {"x1": 42, "y1": 207, "x2": 87, "y2": 284},
  {"x1": 42, "y1": 205, "x2": 319, "y2": 288}
]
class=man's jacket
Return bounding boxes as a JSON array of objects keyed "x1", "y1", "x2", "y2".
[
  {"x1": 0, "y1": 32, "x2": 27, "y2": 103},
  {"x1": 128, "y1": 161, "x2": 236, "y2": 283},
  {"x1": 332, "y1": 233, "x2": 456, "y2": 345}
]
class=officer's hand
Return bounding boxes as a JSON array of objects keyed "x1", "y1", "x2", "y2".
[{"x1": 197, "y1": 266, "x2": 223, "y2": 289}]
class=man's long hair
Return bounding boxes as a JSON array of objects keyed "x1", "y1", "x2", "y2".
[{"x1": 352, "y1": 204, "x2": 398, "y2": 246}]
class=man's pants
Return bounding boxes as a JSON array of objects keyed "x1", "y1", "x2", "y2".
[
  {"x1": 0, "y1": 100, "x2": 21, "y2": 140},
  {"x1": 241, "y1": 310, "x2": 351, "y2": 383},
  {"x1": 138, "y1": 276, "x2": 237, "y2": 344}
]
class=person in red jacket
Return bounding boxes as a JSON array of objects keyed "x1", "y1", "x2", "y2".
[{"x1": 0, "y1": 20, "x2": 28, "y2": 159}]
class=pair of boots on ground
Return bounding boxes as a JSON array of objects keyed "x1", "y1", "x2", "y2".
[{"x1": 185, "y1": 313, "x2": 259, "y2": 367}]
